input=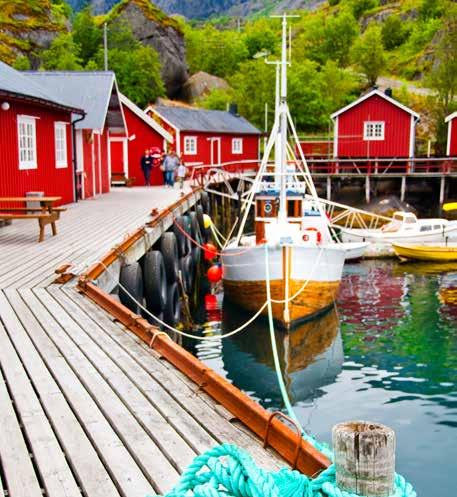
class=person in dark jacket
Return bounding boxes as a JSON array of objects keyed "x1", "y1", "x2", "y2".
[{"x1": 141, "y1": 149, "x2": 152, "y2": 186}]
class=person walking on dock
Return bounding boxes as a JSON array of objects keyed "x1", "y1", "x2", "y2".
[
  {"x1": 140, "y1": 149, "x2": 153, "y2": 186},
  {"x1": 163, "y1": 151, "x2": 180, "y2": 188},
  {"x1": 176, "y1": 162, "x2": 187, "y2": 190}
]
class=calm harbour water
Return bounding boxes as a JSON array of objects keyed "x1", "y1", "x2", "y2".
[{"x1": 184, "y1": 260, "x2": 457, "y2": 497}]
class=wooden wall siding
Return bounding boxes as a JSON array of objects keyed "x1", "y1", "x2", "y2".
[
  {"x1": 121, "y1": 105, "x2": 166, "y2": 186},
  {"x1": 0, "y1": 99, "x2": 74, "y2": 205},
  {"x1": 337, "y1": 95, "x2": 413, "y2": 158},
  {"x1": 449, "y1": 118, "x2": 457, "y2": 156}
]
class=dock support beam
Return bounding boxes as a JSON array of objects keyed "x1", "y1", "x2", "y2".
[
  {"x1": 326, "y1": 176, "x2": 332, "y2": 201},
  {"x1": 440, "y1": 176, "x2": 446, "y2": 205},
  {"x1": 333, "y1": 421, "x2": 396, "y2": 497},
  {"x1": 365, "y1": 176, "x2": 370, "y2": 204},
  {"x1": 400, "y1": 176, "x2": 406, "y2": 202}
]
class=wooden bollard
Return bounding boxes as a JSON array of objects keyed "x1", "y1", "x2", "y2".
[{"x1": 333, "y1": 421, "x2": 395, "y2": 497}]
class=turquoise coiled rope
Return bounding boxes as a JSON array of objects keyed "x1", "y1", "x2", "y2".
[{"x1": 154, "y1": 443, "x2": 416, "y2": 497}]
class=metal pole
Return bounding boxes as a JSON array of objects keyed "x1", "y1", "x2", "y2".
[
  {"x1": 279, "y1": 14, "x2": 288, "y2": 222},
  {"x1": 104, "y1": 23, "x2": 108, "y2": 71}
]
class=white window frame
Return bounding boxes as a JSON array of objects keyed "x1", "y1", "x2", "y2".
[
  {"x1": 54, "y1": 122, "x2": 68, "y2": 168},
  {"x1": 17, "y1": 115, "x2": 38, "y2": 170},
  {"x1": 363, "y1": 121, "x2": 385, "y2": 141},
  {"x1": 184, "y1": 136, "x2": 197, "y2": 155},
  {"x1": 232, "y1": 137, "x2": 243, "y2": 154}
]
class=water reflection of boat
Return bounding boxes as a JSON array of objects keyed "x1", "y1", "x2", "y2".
[{"x1": 221, "y1": 303, "x2": 343, "y2": 405}]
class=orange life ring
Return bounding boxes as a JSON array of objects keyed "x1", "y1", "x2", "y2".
[{"x1": 303, "y1": 227, "x2": 322, "y2": 243}]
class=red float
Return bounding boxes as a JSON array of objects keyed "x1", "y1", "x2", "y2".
[
  {"x1": 203, "y1": 243, "x2": 217, "y2": 261},
  {"x1": 207, "y1": 265, "x2": 222, "y2": 283}
]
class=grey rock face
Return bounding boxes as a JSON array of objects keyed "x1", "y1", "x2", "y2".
[{"x1": 114, "y1": 3, "x2": 188, "y2": 97}]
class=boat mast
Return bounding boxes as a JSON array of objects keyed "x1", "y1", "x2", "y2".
[{"x1": 278, "y1": 14, "x2": 288, "y2": 222}]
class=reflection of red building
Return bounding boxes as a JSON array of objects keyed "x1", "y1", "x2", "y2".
[
  {"x1": 110, "y1": 94, "x2": 173, "y2": 186},
  {"x1": 331, "y1": 89, "x2": 420, "y2": 159},
  {"x1": 339, "y1": 264, "x2": 406, "y2": 332}
]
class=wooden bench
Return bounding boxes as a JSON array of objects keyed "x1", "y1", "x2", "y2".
[
  {"x1": 0, "y1": 197, "x2": 65, "y2": 243},
  {"x1": 111, "y1": 173, "x2": 135, "y2": 187}
]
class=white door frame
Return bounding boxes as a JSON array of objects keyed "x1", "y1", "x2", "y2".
[
  {"x1": 208, "y1": 137, "x2": 221, "y2": 166},
  {"x1": 109, "y1": 137, "x2": 129, "y2": 177},
  {"x1": 75, "y1": 129, "x2": 85, "y2": 199}
]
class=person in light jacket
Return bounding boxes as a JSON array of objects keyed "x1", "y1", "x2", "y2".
[{"x1": 162, "y1": 151, "x2": 180, "y2": 187}]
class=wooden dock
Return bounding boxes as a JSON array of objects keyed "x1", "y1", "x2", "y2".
[{"x1": 0, "y1": 187, "x2": 285, "y2": 497}]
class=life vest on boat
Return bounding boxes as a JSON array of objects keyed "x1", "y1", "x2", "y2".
[{"x1": 302, "y1": 227, "x2": 322, "y2": 244}]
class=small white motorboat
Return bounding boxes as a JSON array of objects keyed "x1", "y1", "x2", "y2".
[{"x1": 340, "y1": 211, "x2": 457, "y2": 257}]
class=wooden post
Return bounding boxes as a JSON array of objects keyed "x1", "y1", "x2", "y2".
[
  {"x1": 400, "y1": 176, "x2": 406, "y2": 202},
  {"x1": 326, "y1": 176, "x2": 332, "y2": 201},
  {"x1": 333, "y1": 421, "x2": 395, "y2": 497},
  {"x1": 440, "y1": 176, "x2": 445, "y2": 205}
]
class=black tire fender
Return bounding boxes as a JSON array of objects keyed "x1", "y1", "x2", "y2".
[
  {"x1": 160, "y1": 232, "x2": 179, "y2": 283},
  {"x1": 163, "y1": 282, "x2": 182, "y2": 326},
  {"x1": 143, "y1": 250, "x2": 167, "y2": 312},
  {"x1": 200, "y1": 191, "x2": 210, "y2": 215},
  {"x1": 119, "y1": 262, "x2": 143, "y2": 314},
  {"x1": 173, "y1": 215, "x2": 188, "y2": 257}
]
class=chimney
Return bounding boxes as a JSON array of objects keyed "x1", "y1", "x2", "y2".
[
  {"x1": 228, "y1": 103, "x2": 238, "y2": 116},
  {"x1": 385, "y1": 87, "x2": 393, "y2": 98}
]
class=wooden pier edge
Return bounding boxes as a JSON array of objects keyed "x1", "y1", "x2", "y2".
[{"x1": 77, "y1": 186, "x2": 331, "y2": 477}]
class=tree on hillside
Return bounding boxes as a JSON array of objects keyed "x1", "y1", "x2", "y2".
[
  {"x1": 381, "y1": 15, "x2": 410, "y2": 50},
  {"x1": 93, "y1": 20, "x2": 164, "y2": 107},
  {"x1": 41, "y1": 33, "x2": 82, "y2": 70},
  {"x1": 72, "y1": 6, "x2": 102, "y2": 65},
  {"x1": 351, "y1": 24, "x2": 386, "y2": 86},
  {"x1": 324, "y1": 11, "x2": 359, "y2": 66},
  {"x1": 12, "y1": 56, "x2": 31, "y2": 70},
  {"x1": 428, "y1": 6, "x2": 457, "y2": 153},
  {"x1": 243, "y1": 19, "x2": 278, "y2": 58}
]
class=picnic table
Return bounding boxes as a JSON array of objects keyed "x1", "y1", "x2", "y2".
[{"x1": 0, "y1": 197, "x2": 66, "y2": 242}]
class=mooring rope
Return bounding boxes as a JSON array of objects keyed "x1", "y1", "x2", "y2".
[{"x1": 150, "y1": 443, "x2": 416, "y2": 497}]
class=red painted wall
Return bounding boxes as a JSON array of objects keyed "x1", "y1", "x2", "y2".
[
  {"x1": 120, "y1": 106, "x2": 166, "y2": 186},
  {"x1": 179, "y1": 132, "x2": 259, "y2": 170},
  {"x1": 82, "y1": 131, "x2": 94, "y2": 199},
  {"x1": 448, "y1": 118, "x2": 457, "y2": 156},
  {"x1": 0, "y1": 98, "x2": 74, "y2": 205},
  {"x1": 336, "y1": 94, "x2": 414, "y2": 158},
  {"x1": 110, "y1": 140, "x2": 124, "y2": 175},
  {"x1": 79, "y1": 128, "x2": 110, "y2": 198}
]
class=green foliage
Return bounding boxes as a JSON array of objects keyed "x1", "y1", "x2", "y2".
[
  {"x1": 418, "y1": 0, "x2": 442, "y2": 20},
  {"x1": 200, "y1": 88, "x2": 234, "y2": 111},
  {"x1": 381, "y1": 15, "x2": 410, "y2": 50},
  {"x1": 50, "y1": 0, "x2": 72, "y2": 19},
  {"x1": 351, "y1": 23, "x2": 386, "y2": 85},
  {"x1": 294, "y1": 11, "x2": 358, "y2": 66},
  {"x1": 40, "y1": 33, "x2": 82, "y2": 70},
  {"x1": 327, "y1": 0, "x2": 341, "y2": 5},
  {"x1": 92, "y1": 20, "x2": 164, "y2": 107},
  {"x1": 185, "y1": 25, "x2": 248, "y2": 78},
  {"x1": 72, "y1": 6, "x2": 102, "y2": 65},
  {"x1": 350, "y1": 0, "x2": 378, "y2": 20},
  {"x1": 12, "y1": 55, "x2": 31, "y2": 70},
  {"x1": 244, "y1": 19, "x2": 277, "y2": 58}
]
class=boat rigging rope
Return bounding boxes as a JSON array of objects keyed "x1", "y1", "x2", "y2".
[{"x1": 94, "y1": 260, "x2": 268, "y2": 341}]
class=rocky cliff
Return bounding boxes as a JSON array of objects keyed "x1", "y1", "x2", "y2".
[
  {"x1": 106, "y1": 0, "x2": 188, "y2": 97},
  {"x1": 69, "y1": 0, "x2": 323, "y2": 19},
  {"x1": 0, "y1": 0, "x2": 66, "y2": 65}
]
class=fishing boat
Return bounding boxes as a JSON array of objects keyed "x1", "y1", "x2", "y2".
[
  {"x1": 221, "y1": 15, "x2": 357, "y2": 329},
  {"x1": 392, "y1": 242, "x2": 457, "y2": 262},
  {"x1": 340, "y1": 211, "x2": 457, "y2": 257}
]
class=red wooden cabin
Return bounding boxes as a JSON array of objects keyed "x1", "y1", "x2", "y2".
[
  {"x1": 0, "y1": 62, "x2": 84, "y2": 205},
  {"x1": 25, "y1": 71, "x2": 127, "y2": 200},
  {"x1": 331, "y1": 89, "x2": 420, "y2": 159},
  {"x1": 145, "y1": 104, "x2": 261, "y2": 173},
  {"x1": 446, "y1": 111, "x2": 457, "y2": 156},
  {"x1": 110, "y1": 94, "x2": 173, "y2": 186}
]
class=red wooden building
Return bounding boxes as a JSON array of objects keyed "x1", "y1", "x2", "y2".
[
  {"x1": 110, "y1": 94, "x2": 173, "y2": 186},
  {"x1": 25, "y1": 71, "x2": 127, "y2": 200},
  {"x1": 0, "y1": 62, "x2": 84, "y2": 205},
  {"x1": 330, "y1": 89, "x2": 420, "y2": 159},
  {"x1": 445, "y1": 111, "x2": 457, "y2": 156},
  {"x1": 145, "y1": 104, "x2": 261, "y2": 171}
]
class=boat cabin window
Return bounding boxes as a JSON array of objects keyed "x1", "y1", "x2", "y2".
[
  {"x1": 287, "y1": 199, "x2": 302, "y2": 218},
  {"x1": 434, "y1": 225, "x2": 443, "y2": 230},
  {"x1": 420, "y1": 225, "x2": 432, "y2": 232}
]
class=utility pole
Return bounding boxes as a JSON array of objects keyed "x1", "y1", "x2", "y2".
[{"x1": 103, "y1": 23, "x2": 108, "y2": 71}]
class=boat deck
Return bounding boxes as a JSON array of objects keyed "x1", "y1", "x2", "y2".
[{"x1": 0, "y1": 187, "x2": 284, "y2": 497}]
